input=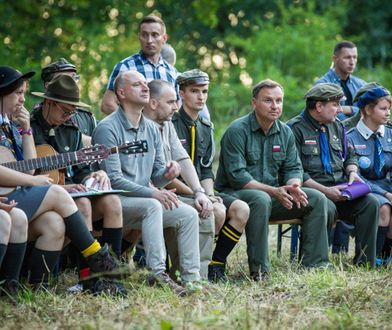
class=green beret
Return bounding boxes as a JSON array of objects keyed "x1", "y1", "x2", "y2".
[
  {"x1": 177, "y1": 69, "x2": 209, "y2": 86},
  {"x1": 304, "y1": 83, "x2": 344, "y2": 101},
  {"x1": 352, "y1": 82, "x2": 381, "y2": 104}
]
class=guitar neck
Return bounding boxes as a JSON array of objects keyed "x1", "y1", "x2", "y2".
[{"x1": 2, "y1": 151, "x2": 79, "y2": 173}]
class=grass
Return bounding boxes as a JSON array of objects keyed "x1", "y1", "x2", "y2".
[{"x1": 1, "y1": 226, "x2": 391, "y2": 330}]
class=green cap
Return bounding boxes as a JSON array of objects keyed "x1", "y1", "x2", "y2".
[
  {"x1": 352, "y1": 82, "x2": 381, "y2": 104},
  {"x1": 176, "y1": 69, "x2": 209, "y2": 86},
  {"x1": 304, "y1": 83, "x2": 344, "y2": 101}
]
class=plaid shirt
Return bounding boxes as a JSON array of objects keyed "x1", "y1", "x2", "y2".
[{"x1": 107, "y1": 50, "x2": 178, "y2": 95}]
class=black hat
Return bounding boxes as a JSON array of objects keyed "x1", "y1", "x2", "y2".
[
  {"x1": 41, "y1": 58, "x2": 76, "y2": 83},
  {"x1": 0, "y1": 65, "x2": 35, "y2": 97}
]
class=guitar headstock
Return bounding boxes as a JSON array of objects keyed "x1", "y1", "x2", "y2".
[
  {"x1": 76, "y1": 145, "x2": 111, "y2": 163},
  {"x1": 116, "y1": 140, "x2": 148, "y2": 155}
]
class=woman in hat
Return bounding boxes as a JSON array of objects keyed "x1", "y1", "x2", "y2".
[
  {"x1": 0, "y1": 66, "x2": 125, "y2": 294},
  {"x1": 347, "y1": 86, "x2": 392, "y2": 265}
]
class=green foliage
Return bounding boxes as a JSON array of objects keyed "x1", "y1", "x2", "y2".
[{"x1": 1, "y1": 0, "x2": 392, "y2": 134}]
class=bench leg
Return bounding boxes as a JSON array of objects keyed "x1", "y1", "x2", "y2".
[
  {"x1": 290, "y1": 224, "x2": 299, "y2": 260},
  {"x1": 277, "y1": 224, "x2": 283, "y2": 256}
]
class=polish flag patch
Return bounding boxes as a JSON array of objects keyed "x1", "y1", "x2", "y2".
[
  {"x1": 304, "y1": 140, "x2": 317, "y2": 145},
  {"x1": 272, "y1": 145, "x2": 281, "y2": 152},
  {"x1": 354, "y1": 145, "x2": 367, "y2": 149}
]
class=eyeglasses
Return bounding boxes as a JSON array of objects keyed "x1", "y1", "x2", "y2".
[{"x1": 54, "y1": 102, "x2": 77, "y2": 118}]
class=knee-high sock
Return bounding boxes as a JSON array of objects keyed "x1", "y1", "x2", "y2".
[
  {"x1": 28, "y1": 248, "x2": 61, "y2": 285},
  {"x1": 376, "y1": 226, "x2": 388, "y2": 257},
  {"x1": 0, "y1": 244, "x2": 7, "y2": 268},
  {"x1": 102, "y1": 228, "x2": 123, "y2": 257},
  {"x1": 0, "y1": 242, "x2": 27, "y2": 281},
  {"x1": 64, "y1": 211, "x2": 100, "y2": 257},
  {"x1": 382, "y1": 237, "x2": 392, "y2": 258},
  {"x1": 211, "y1": 223, "x2": 242, "y2": 264}
]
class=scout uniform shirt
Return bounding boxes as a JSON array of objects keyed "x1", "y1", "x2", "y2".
[
  {"x1": 288, "y1": 109, "x2": 357, "y2": 186},
  {"x1": 215, "y1": 110, "x2": 303, "y2": 192},
  {"x1": 172, "y1": 107, "x2": 215, "y2": 181}
]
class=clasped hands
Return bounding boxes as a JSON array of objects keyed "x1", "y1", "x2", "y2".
[{"x1": 273, "y1": 183, "x2": 308, "y2": 209}]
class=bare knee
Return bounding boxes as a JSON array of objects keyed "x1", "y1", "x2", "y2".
[
  {"x1": 98, "y1": 195, "x2": 123, "y2": 228},
  {"x1": 0, "y1": 210, "x2": 11, "y2": 244},
  {"x1": 380, "y1": 204, "x2": 391, "y2": 227},
  {"x1": 227, "y1": 200, "x2": 249, "y2": 230},
  {"x1": 9, "y1": 208, "x2": 28, "y2": 242},
  {"x1": 213, "y1": 202, "x2": 226, "y2": 233}
]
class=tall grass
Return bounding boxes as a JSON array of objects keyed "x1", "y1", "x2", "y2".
[{"x1": 0, "y1": 226, "x2": 390, "y2": 330}]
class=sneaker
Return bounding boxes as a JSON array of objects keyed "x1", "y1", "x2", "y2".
[
  {"x1": 84, "y1": 278, "x2": 128, "y2": 297},
  {"x1": 87, "y1": 244, "x2": 130, "y2": 279},
  {"x1": 148, "y1": 272, "x2": 187, "y2": 297},
  {"x1": 208, "y1": 263, "x2": 228, "y2": 283},
  {"x1": 250, "y1": 271, "x2": 270, "y2": 282}
]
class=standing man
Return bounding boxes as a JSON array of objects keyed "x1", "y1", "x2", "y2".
[
  {"x1": 40, "y1": 58, "x2": 97, "y2": 146},
  {"x1": 287, "y1": 83, "x2": 379, "y2": 267},
  {"x1": 315, "y1": 41, "x2": 366, "y2": 121},
  {"x1": 92, "y1": 71, "x2": 201, "y2": 295},
  {"x1": 315, "y1": 41, "x2": 367, "y2": 253},
  {"x1": 215, "y1": 79, "x2": 330, "y2": 280},
  {"x1": 143, "y1": 79, "x2": 215, "y2": 280},
  {"x1": 101, "y1": 15, "x2": 178, "y2": 115}
]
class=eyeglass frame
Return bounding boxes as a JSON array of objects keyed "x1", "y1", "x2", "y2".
[{"x1": 53, "y1": 102, "x2": 78, "y2": 118}]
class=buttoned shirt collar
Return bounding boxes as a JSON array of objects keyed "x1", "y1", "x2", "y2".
[
  {"x1": 356, "y1": 118, "x2": 384, "y2": 140},
  {"x1": 249, "y1": 110, "x2": 280, "y2": 135}
]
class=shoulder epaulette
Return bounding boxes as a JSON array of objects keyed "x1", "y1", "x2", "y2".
[
  {"x1": 76, "y1": 107, "x2": 94, "y2": 116},
  {"x1": 286, "y1": 115, "x2": 302, "y2": 128}
]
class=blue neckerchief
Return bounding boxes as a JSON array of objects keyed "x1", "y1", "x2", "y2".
[{"x1": 373, "y1": 133, "x2": 385, "y2": 178}]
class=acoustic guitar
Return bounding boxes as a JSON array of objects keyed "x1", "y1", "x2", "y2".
[{"x1": 0, "y1": 140, "x2": 148, "y2": 196}]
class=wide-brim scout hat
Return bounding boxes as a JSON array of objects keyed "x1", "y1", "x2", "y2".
[
  {"x1": 41, "y1": 58, "x2": 77, "y2": 83},
  {"x1": 304, "y1": 83, "x2": 344, "y2": 102},
  {"x1": 0, "y1": 65, "x2": 35, "y2": 97},
  {"x1": 177, "y1": 69, "x2": 209, "y2": 86},
  {"x1": 32, "y1": 74, "x2": 90, "y2": 108}
]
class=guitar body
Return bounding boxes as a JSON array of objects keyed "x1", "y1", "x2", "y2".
[{"x1": 35, "y1": 144, "x2": 65, "y2": 185}]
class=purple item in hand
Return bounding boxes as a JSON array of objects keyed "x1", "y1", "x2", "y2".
[{"x1": 337, "y1": 181, "x2": 371, "y2": 200}]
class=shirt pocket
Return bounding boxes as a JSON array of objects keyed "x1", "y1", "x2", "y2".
[{"x1": 246, "y1": 151, "x2": 261, "y2": 165}]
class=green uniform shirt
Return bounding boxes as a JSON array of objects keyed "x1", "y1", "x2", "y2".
[
  {"x1": 31, "y1": 104, "x2": 91, "y2": 184},
  {"x1": 215, "y1": 110, "x2": 303, "y2": 191},
  {"x1": 288, "y1": 110, "x2": 357, "y2": 186},
  {"x1": 172, "y1": 107, "x2": 214, "y2": 181}
]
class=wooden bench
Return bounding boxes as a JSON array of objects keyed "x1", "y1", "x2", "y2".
[{"x1": 269, "y1": 218, "x2": 303, "y2": 259}]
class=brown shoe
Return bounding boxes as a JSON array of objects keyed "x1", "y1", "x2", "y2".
[{"x1": 148, "y1": 272, "x2": 187, "y2": 297}]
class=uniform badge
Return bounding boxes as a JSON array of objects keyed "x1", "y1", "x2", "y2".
[
  {"x1": 179, "y1": 139, "x2": 187, "y2": 145},
  {"x1": 354, "y1": 145, "x2": 367, "y2": 149},
  {"x1": 304, "y1": 140, "x2": 317, "y2": 145},
  {"x1": 312, "y1": 147, "x2": 319, "y2": 155},
  {"x1": 64, "y1": 146, "x2": 70, "y2": 151},
  {"x1": 272, "y1": 145, "x2": 281, "y2": 152}
]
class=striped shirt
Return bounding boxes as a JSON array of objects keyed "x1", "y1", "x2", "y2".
[{"x1": 107, "y1": 50, "x2": 178, "y2": 94}]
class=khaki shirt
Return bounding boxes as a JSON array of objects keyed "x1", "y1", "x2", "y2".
[
  {"x1": 215, "y1": 110, "x2": 303, "y2": 191},
  {"x1": 155, "y1": 121, "x2": 190, "y2": 163},
  {"x1": 288, "y1": 110, "x2": 357, "y2": 186}
]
